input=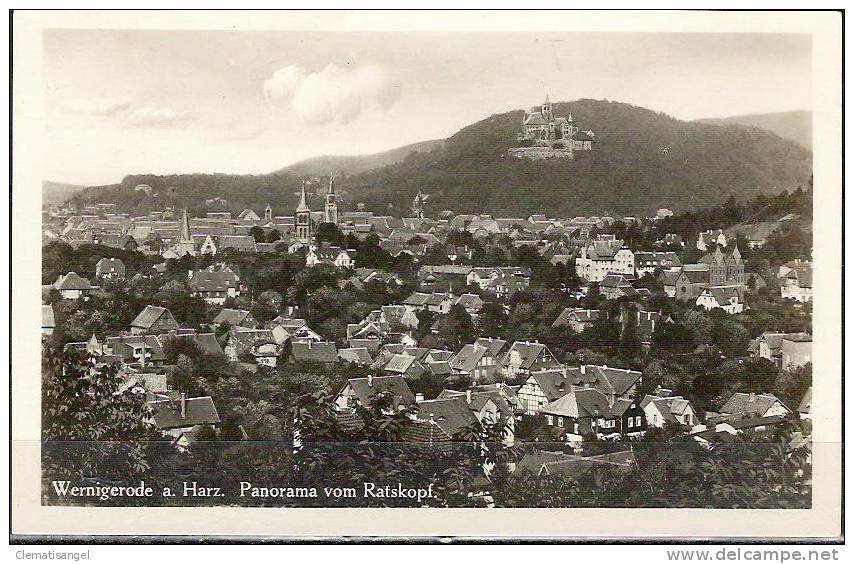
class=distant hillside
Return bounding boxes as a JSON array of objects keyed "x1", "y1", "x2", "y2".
[
  {"x1": 43, "y1": 180, "x2": 88, "y2": 205},
  {"x1": 71, "y1": 99, "x2": 812, "y2": 218},
  {"x1": 695, "y1": 111, "x2": 812, "y2": 150},
  {"x1": 343, "y1": 99, "x2": 813, "y2": 216},
  {"x1": 275, "y1": 139, "x2": 446, "y2": 178}
]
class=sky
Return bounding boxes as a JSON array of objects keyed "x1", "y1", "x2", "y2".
[{"x1": 43, "y1": 30, "x2": 811, "y2": 186}]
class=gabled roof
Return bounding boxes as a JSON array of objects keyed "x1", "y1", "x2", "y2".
[
  {"x1": 290, "y1": 341, "x2": 338, "y2": 364},
  {"x1": 552, "y1": 308, "x2": 601, "y2": 328},
  {"x1": 344, "y1": 375, "x2": 416, "y2": 409},
  {"x1": 189, "y1": 268, "x2": 239, "y2": 292},
  {"x1": 703, "y1": 285, "x2": 743, "y2": 305},
  {"x1": 719, "y1": 392, "x2": 788, "y2": 416},
  {"x1": 384, "y1": 353, "x2": 419, "y2": 374},
  {"x1": 55, "y1": 271, "x2": 91, "y2": 291},
  {"x1": 414, "y1": 397, "x2": 480, "y2": 438},
  {"x1": 157, "y1": 332, "x2": 224, "y2": 357},
  {"x1": 212, "y1": 308, "x2": 252, "y2": 326},
  {"x1": 426, "y1": 361, "x2": 452, "y2": 376},
  {"x1": 474, "y1": 338, "x2": 507, "y2": 357},
  {"x1": 131, "y1": 305, "x2": 176, "y2": 330},
  {"x1": 105, "y1": 335, "x2": 166, "y2": 362},
  {"x1": 504, "y1": 341, "x2": 553, "y2": 370},
  {"x1": 563, "y1": 365, "x2": 642, "y2": 399},
  {"x1": 403, "y1": 292, "x2": 431, "y2": 306},
  {"x1": 587, "y1": 240, "x2": 625, "y2": 260},
  {"x1": 338, "y1": 347, "x2": 373, "y2": 365},
  {"x1": 149, "y1": 396, "x2": 220, "y2": 430},
  {"x1": 527, "y1": 369, "x2": 573, "y2": 402},
  {"x1": 217, "y1": 235, "x2": 257, "y2": 252},
  {"x1": 449, "y1": 344, "x2": 489, "y2": 372}
]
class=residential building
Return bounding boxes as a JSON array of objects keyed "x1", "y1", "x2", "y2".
[
  {"x1": 719, "y1": 392, "x2": 791, "y2": 418},
  {"x1": 696, "y1": 286, "x2": 744, "y2": 314},
  {"x1": 54, "y1": 272, "x2": 91, "y2": 300},
  {"x1": 95, "y1": 257, "x2": 126, "y2": 279},
  {"x1": 575, "y1": 239, "x2": 634, "y2": 282},
  {"x1": 551, "y1": 308, "x2": 603, "y2": 333},
  {"x1": 306, "y1": 245, "x2": 355, "y2": 268},
  {"x1": 641, "y1": 394, "x2": 698, "y2": 429},
  {"x1": 696, "y1": 229, "x2": 727, "y2": 251},
  {"x1": 130, "y1": 305, "x2": 179, "y2": 335},
  {"x1": 500, "y1": 341, "x2": 561, "y2": 379},
  {"x1": 187, "y1": 266, "x2": 241, "y2": 305}
]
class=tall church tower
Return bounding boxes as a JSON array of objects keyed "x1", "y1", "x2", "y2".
[
  {"x1": 541, "y1": 94, "x2": 553, "y2": 123},
  {"x1": 324, "y1": 173, "x2": 338, "y2": 225},
  {"x1": 296, "y1": 181, "x2": 311, "y2": 244},
  {"x1": 265, "y1": 203, "x2": 272, "y2": 221},
  {"x1": 176, "y1": 209, "x2": 195, "y2": 256}
]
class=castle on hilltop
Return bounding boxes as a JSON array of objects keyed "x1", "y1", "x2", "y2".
[{"x1": 518, "y1": 96, "x2": 595, "y2": 151}]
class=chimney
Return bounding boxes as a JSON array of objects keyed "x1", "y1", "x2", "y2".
[
  {"x1": 180, "y1": 392, "x2": 187, "y2": 419},
  {"x1": 749, "y1": 392, "x2": 756, "y2": 402},
  {"x1": 367, "y1": 374, "x2": 374, "y2": 387},
  {"x1": 603, "y1": 364, "x2": 608, "y2": 370},
  {"x1": 187, "y1": 270, "x2": 193, "y2": 280},
  {"x1": 466, "y1": 389, "x2": 472, "y2": 405},
  {"x1": 580, "y1": 365, "x2": 586, "y2": 375}
]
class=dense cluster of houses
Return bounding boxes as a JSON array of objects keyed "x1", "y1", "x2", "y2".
[{"x1": 43, "y1": 182, "x2": 812, "y2": 472}]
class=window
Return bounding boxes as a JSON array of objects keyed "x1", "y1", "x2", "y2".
[
  {"x1": 627, "y1": 417, "x2": 634, "y2": 428},
  {"x1": 546, "y1": 415, "x2": 553, "y2": 426},
  {"x1": 557, "y1": 417, "x2": 564, "y2": 427}
]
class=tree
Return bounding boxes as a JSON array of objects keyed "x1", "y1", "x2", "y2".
[
  {"x1": 249, "y1": 226, "x2": 266, "y2": 243},
  {"x1": 42, "y1": 347, "x2": 156, "y2": 490},
  {"x1": 477, "y1": 301, "x2": 508, "y2": 337},
  {"x1": 415, "y1": 308, "x2": 436, "y2": 340},
  {"x1": 438, "y1": 304, "x2": 475, "y2": 349}
]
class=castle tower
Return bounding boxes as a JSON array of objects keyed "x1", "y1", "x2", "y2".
[
  {"x1": 541, "y1": 94, "x2": 553, "y2": 123},
  {"x1": 296, "y1": 181, "x2": 311, "y2": 244},
  {"x1": 176, "y1": 208, "x2": 195, "y2": 256},
  {"x1": 265, "y1": 203, "x2": 272, "y2": 221},
  {"x1": 324, "y1": 173, "x2": 338, "y2": 225}
]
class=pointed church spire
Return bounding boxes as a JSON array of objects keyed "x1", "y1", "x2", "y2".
[
  {"x1": 731, "y1": 241, "x2": 742, "y2": 263},
  {"x1": 296, "y1": 181, "x2": 310, "y2": 213},
  {"x1": 328, "y1": 173, "x2": 335, "y2": 195},
  {"x1": 179, "y1": 209, "x2": 192, "y2": 242},
  {"x1": 544, "y1": 93, "x2": 550, "y2": 105}
]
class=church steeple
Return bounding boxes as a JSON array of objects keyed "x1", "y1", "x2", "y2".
[
  {"x1": 296, "y1": 181, "x2": 311, "y2": 244},
  {"x1": 179, "y1": 209, "x2": 192, "y2": 243},
  {"x1": 296, "y1": 181, "x2": 310, "y2": 213},
  {"x1": 542, "y1": 94, "x2": 553, "y2": 122},
  {"x1": 325, "y1": 173, "x2": 338, "y2": 225},
  {"x1": 174, "y1": 208, "x2": 196, "y2": 257}
]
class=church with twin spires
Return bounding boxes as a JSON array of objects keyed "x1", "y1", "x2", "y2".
[{"x1": 294, "y1": 174, "x2": 338, "y2": 245}]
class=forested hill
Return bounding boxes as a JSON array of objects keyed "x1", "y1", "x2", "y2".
[
  {"x1": 274, "y1": 139, "x2": 445, "y2": 178},
  {"x1": 67, "y1": 99, "x2": 812, "y2": 218},
  {"x1": 695, "y1": 111, "x2": 812, "y2": 150}
]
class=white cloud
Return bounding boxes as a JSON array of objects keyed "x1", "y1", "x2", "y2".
[
  {"x1": 123, "y1": 106, "x2": 189, "y2": 127},
  {"x1": 60, "y1": 97, "x2": 190, "y2": 128},
  {"x1": 61, "y1": 97, "x2": 132, "y2": 116},
  {"x1": 264, "y1": 63, "x2": 400, "y2": 125},
  {"x1": 263, "y1": 65, "x2": 306, "y2": 100}
]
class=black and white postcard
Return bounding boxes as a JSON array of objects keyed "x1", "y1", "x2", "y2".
[{"x1": 9, "y1": 9, "x2": 843, "y2": 542}]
